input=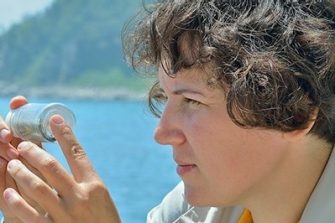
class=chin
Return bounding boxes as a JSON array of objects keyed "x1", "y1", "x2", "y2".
[
  {"x1": 184, "y1": 186, "x2": 235, "y2": 207},
  {"x1": 185, "y1": 196, "x2": 208, "y2": 206},
  {"x1": 184, "y1": 187, "x2": 216, "y2": 207}
]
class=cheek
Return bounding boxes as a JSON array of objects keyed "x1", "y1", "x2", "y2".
[
  {"x1": 187, "y1": 115, "x2": 250, "y2": 181},
  {"x1": 201, "y1": 127, "x2": 286, "y2": 174},
  {"x1": 188, "y1": 117, "x2": 289, "y2": 203}
]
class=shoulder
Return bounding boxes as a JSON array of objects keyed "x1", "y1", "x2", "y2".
[{"x1": 147, "y1": 182, "x2": 243, "y2": 223}]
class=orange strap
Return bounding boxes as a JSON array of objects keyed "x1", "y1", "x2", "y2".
[
  {"x1": 238, "y1": 209, "x2": 253, "y2": 223},
  {"x1": 237, "y1": 209, "x2": 301, "y2": 223}
]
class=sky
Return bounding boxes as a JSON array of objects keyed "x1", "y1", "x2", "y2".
[{"x1": 0, "y1": 0, "x2": 54, "y2": 31}]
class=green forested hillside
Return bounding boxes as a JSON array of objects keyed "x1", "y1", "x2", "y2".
[{"x1": 0, "y1": 0, "x2": 149, "y2": 92}]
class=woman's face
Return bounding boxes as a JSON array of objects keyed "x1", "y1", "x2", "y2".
[{"x1": 154, "y1": 66, "x2": 292, "y2": 207}]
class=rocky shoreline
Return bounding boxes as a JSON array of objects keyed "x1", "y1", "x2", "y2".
[{"x1": 0, "y1": 83, "x2": 147, "y2": 101}]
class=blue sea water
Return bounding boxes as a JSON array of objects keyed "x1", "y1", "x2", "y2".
[{"x1": 0, "y1": 97, "x2": 180, "y2": 223}]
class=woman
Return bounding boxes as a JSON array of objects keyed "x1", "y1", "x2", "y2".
[{"x1": 1, "y1": 0, "x2": 335, "y2": 222}]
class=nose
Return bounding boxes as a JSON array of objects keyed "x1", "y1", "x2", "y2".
[
  {"x1": 154, "y1": 126, "x2": 186, "y2": 146},
  {"x1": 154, "y1": 105, "x2": 186, "y2": 146}
]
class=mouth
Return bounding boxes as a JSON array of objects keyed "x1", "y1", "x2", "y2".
[
  {"x1": 176, "y1": 164, "x2": 197, "y2": 176},
  {"x1": 173, "y1": 152, "x2": 197, "y2": 176}
]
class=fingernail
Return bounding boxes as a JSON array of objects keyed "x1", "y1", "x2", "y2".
[
  {"x1": 3, "y1": 188, "x2": 19, "y2": 203},
  {"x1": 0, "y1": 129, "x2": 10, "y2": 142},
  {"x1": 17, "y1": 141, "x2": 32, "y2": 152},
  {"x1": 7, "y1": 159, "x2": 21, "y2": 172},
  {"x1": 51, "y1": 115, "x2": 64, "y2": 125},
  {"x1": 7, "y1": 148, "x2": 19, "y2": 159}
]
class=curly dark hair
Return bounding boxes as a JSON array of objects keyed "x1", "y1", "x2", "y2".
[{"x1": 123, "y1": 0, "x2": 335, "y2": 144}]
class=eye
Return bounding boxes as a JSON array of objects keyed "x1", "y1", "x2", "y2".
[{"x1": 184, "y1": 98, "x2": 202, "y2": 106}]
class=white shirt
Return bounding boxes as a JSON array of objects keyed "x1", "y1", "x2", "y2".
[{"x1": 147, "y1": 147, "x2": 335, "y2": 223}]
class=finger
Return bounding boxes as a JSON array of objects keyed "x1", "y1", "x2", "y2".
[
  {"x1": 50, "y1": 115, "x2": 98, "y2": 182},
  {"x1": 0, "y1": 125, "x2": 23, "y2": 148},
  {"x1": 4, "y1": 163, "x2": 20, "y2": 218},
  {"x1": 0, "y1": 157, "x2": 22, "y2": 220},
  {"x1": 3, "y1": 188, "x2": 51, "y2": 223},
  {"x1": 2, "y1": 158, "x2": 46, "y2": 219},
  {"x1": 9, "y1": 96, "x2": 28, "y2": 110},
  {"x1": 0, "y1": 128, "x2": 13, "y2": 143},
  {"x1": 0, "y1": 142, "x2": 19, "y2": 161},
  {"x1": 18, "y1": 157, "x2": 47, "y2": 212},
  {"x1": 17, "y1": 156, "x2": 51, "y2": 211},
  {"x1": 7, "y1": 159, "x2": 62, "y2": 215},
  {"x1": 0, "y1": 158, "x2": 7, "y2": 189},
  {"x1": 5, "y1": 162, "x2": 18, "y2": 192},
  {"x1": 1, "y1": 96, "x2": 27, "y2": 144},
  {"x1": 17, "y1": 141, "x2": 75, "y2": 195},
  {"x1": 0, "y1": 157, "x2": 8, "y2": 208},
  {"x1": 0, "y1": 95, "x2": 27, "y2": 145},
  {"x1": 20, "y1": 157, "x2": 45, "y2": 182}
]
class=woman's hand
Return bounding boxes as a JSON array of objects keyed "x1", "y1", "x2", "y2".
[
  {"x1": 0, "y1": 96, "x2": 28, "y2": 161},
  {"x1": 0, "y1": 96, "x2": 48, "y2": 223},
  {"x1": 2, "y1": 115, "x2": 121, "y2": 223},
  {"x1": 0, "y1": 96, "x2": 28, "y2": 223}
]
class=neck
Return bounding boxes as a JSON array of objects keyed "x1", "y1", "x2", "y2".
[{"x1": 243, "y1": 138, "x2": 332, "y2": 223}]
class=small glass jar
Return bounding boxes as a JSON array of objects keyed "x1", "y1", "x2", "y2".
[{"x1": 5, "y1": 103, "x2": 76, "y2": 142}]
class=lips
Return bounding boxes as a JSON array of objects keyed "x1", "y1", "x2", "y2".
[
  {"x1": 173, "y1": 153, "x2": 196, "y2": 176},
  {"x1": 176, "y1": 163, "x2": 196, "y2": 176},
  {"x1": 176, "y1": 159, "x2": 196, "y2": 176}
]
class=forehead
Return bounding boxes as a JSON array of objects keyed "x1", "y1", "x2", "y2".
[{"x1": 158, "y1": 65, "x2": 216, "y2": 89}]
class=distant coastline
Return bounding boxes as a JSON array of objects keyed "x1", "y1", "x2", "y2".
[{"x1": 0, "y1": 83, "x2": 147, "y2": 101}]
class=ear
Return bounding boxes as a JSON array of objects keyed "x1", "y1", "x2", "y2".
[{"x1": 282, "y1": 109, "x2": 318, "y2": 142}]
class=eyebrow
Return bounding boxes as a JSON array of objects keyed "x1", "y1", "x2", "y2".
[{"x1": 172, "y1": 88, "x2": 205, "y2": 96}]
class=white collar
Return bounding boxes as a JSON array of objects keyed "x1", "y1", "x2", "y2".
[{"x1": 300, "y1": 146, "x2": 335, "y2": 222}]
